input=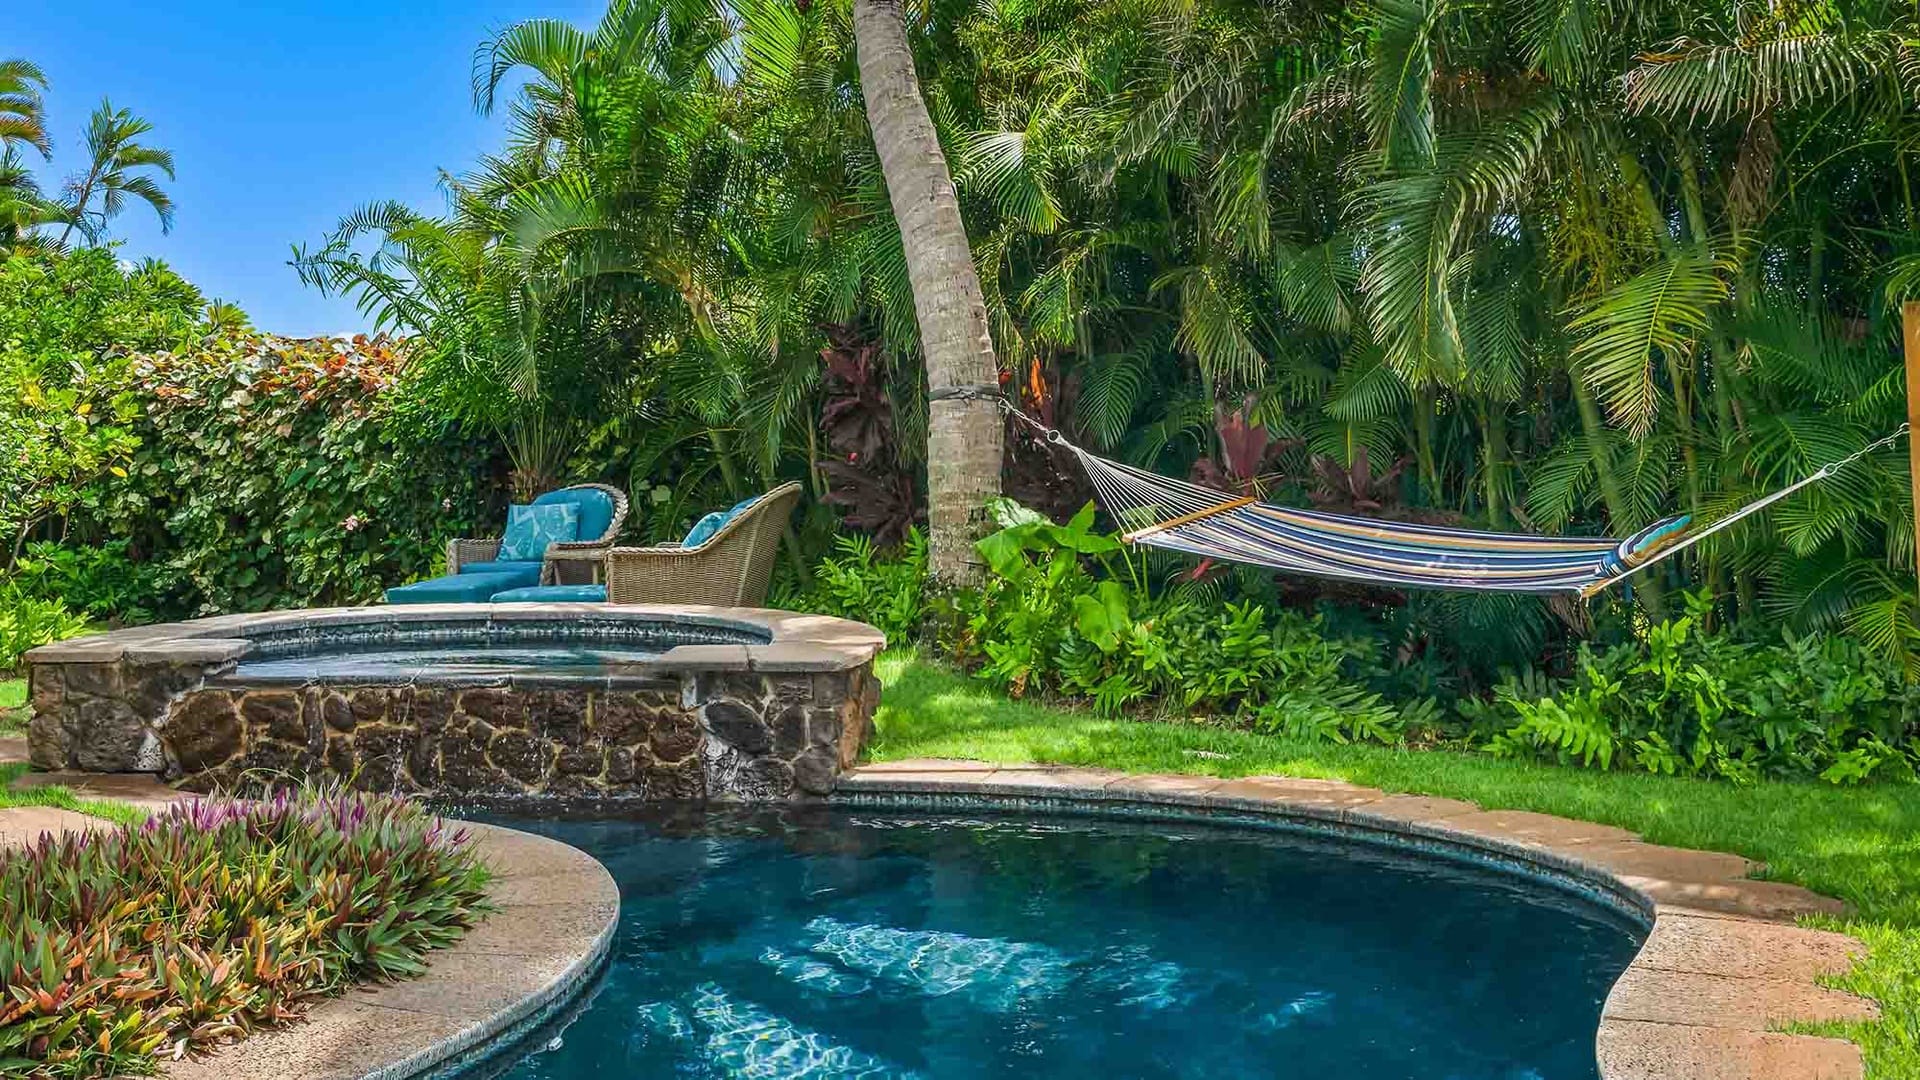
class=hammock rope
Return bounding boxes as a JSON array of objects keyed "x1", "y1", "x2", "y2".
[{"x1": 1005, "y1": 406, "x2": 1909, "y2": 597}]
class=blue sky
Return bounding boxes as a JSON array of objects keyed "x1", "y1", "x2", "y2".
[{"x1": 15, "y1": 1, "x2": 600, "y2": 335}]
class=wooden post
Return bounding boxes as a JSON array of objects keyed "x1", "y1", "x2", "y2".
[{"x1": 1906, "y1": 302, "x2": 1920, "y2": 580}]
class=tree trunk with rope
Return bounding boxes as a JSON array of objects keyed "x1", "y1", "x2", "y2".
[{"x1": 851, "y1": 0, "x2": 1003, "y2": 585}]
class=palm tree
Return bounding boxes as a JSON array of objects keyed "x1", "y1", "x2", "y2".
[
  {"x1": 0, "y1": 59, "x2": 55, "y2": 249},
  {"x1": 0, "y1": 147, "x2": 58, "y2": 248},
  {"x1": 0, "y1": 59, "x2": 50, "y2": 158},
  {"x1": 57, "y1": 100, "x2": 175, "y2": 246},
  {"x1": 850, "y1": 0, "x2": 1004, "y2": 584}
]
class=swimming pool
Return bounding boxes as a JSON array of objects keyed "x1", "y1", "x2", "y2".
[{"x1": 465, "y1": 804, "x2": 1644, "y2": 1079}]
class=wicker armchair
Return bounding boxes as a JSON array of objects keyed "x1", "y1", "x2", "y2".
[
  {"x1": 447, "y1": 482, "x2": 630, "y2": 586},
  {"x1": 605, "y1": 482, "x2": 801, "y2": 606}
]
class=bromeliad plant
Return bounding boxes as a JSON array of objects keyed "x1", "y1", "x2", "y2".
[{"x1": 0, "y1": 787, "x2": 490, "y2": 1077}]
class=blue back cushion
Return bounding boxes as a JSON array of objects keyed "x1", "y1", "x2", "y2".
[
  {"x1": 501, "y1": 502, "x2": 580, "y2": 561},
  {"x1": 533, "y1": 486, "x2": 616, "y2": 542},
  {"x1": 681, "y1": 494, "x2": 762, "y2": 549}
]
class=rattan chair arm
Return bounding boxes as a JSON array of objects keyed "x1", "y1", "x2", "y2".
[{"x1": 447, "y1": 537, "x2": 503, "y2": 575}]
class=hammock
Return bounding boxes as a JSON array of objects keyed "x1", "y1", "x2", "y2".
[{"x1": 1009, "y1": 411, "x2": 1907, "y2": 597}]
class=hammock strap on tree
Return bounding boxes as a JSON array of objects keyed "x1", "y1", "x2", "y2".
[{"x1": 1004, "y1": 407, "x2": 1909, "y2": 597}]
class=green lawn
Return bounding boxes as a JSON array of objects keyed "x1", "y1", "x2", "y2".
[
  {"x1": 0, "y1": 677, "x2": 26, "y2": 737},
  {"x1": 0, "y1": 762, "x2": 148, "y2": 826},
  {"x1": 870, "y1": 650, "x2": 1920, "y2": 1075}
]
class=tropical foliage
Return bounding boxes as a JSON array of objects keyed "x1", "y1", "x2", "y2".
[
  {"x1": 0, "y1": 788, "x2": 489, "y2": 1078},
  {"x1": 0, "y1": 245, "x2": 499, "y2": 630},
  {"x1": 280, "y1": 0, "x2": 1920, "y2": 671},
  {"x1": 799, "y1": 513, "x2": 1920, "y2": 783},
  {"x1": 0, "y1": 60, "x2": 174, "y2": 251}
]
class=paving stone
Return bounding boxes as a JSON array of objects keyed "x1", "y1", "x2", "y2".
[
  {"x1": 1595, "y1": 1020, "x2": 1862, "y2": 1080},
  {"x1": 0, "y1": 807, "x2": 106, "y2": 848},
  {"x1": 1631, "y1": 912, "x2": 1866, "y2": 981},
  {"x1": 10, "y1": 770, "x2": 184, "y2": 812},
  {"x1": 981, "y1": 765, "x2": 1126, "y2": 795},
  {"x1": 1205, "y1": 775, "x2": 1385, "y2": 812},
  {"x1": 1102, "y1": 773, "x2": 1228, "y2": 801},
  {"x1": 853, "y1": 758, "x2": 1000, "y2": 774},
  {"x1": 1604, "y1": 966, "x2": 1879, "y2": 1029},
  {"x1": 1346, "y1": 793, "x2": 1481, "y2": 824},
  {"x1": 162, "y1": 1000, "x2": 469, "y2": 1080},
  {"x1": 1441, "y1": 809, "x2": 1640, "y2": 848}
]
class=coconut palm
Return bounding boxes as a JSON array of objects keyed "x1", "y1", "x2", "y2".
[{"x1": 850, "y1": 0, "x2": 1005, "y2": 583}]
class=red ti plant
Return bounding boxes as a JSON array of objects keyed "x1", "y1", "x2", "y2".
[
  {"x1": 1190, "y1": 394, "x2": 1294, "y2": 496},
  {"x1": 816, "y1": 324, "x2": 921, "y2": 547}
]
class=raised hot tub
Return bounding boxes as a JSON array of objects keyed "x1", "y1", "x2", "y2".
[{"x1": 24, "y1": 604, "x2": 884, "y2": 802}]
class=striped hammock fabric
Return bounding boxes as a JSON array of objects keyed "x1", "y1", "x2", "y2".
[
  {"x1": 1069, "y1": 448, "x2": 1689, "y2": 595},
  {"x1": 1009, "y1": 410, "x2": 1903, "y2": 597}
]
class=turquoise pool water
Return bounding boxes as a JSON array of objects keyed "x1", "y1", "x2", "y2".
[
  {"x1": 470, "y1": 806, "x2": 1642, "y2": 1079},
  {"x1": 235, "y1": 644, "x2": 666, "y2": 680}
]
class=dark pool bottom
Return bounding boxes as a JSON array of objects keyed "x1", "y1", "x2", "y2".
[{"x1": 464, "y1": 805, "x2": 1644, "y2": 1080}]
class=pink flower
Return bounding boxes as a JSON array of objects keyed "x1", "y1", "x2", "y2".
[{"x1": 341, "y1": 513, "x2": 365, "y2": 532}]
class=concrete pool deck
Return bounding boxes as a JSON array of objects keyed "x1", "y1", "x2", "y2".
[{"x1": 837, "y1": 760, "x2": 1879, "y2": 1080}]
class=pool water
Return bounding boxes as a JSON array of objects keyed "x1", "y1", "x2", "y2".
[
  {"x1": 234, "y1": 644, "x2": 665, "y2": 680},
  {"x1": 470, "y1": 806, "x2": 1643, "y2": 1080}
]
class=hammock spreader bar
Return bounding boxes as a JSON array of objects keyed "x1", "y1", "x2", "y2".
[{"x1": 1010, "y1": 412, "x2": 1908, "y2": 597}]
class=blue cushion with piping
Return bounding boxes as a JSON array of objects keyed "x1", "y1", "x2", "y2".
[
  {"x1": 455, "y1": 560, "x2": 544, "y2": 585},
  {"x1": 386, "y1": 571, "x2": 525, "y2": 605},
  {"x1": 532, "y1": 486, "x2": 615, "y2": 542},
  {"x1": 490, "y1": 584, "x2": 608, "y2": 603},
  {"x1": 501, "y1": 502, "x2": 580, "y2": 561}
]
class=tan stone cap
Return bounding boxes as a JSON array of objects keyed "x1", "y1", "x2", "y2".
[
  {"x1": 164, "y1": 821, "x2": 618, "y2": 1080},
  {"x1": 839, "y1": 761, "x2": 1878, "y2": 1080},
  {"x1": 26, "y1": 603, "x2": 887, "y2": 675}
]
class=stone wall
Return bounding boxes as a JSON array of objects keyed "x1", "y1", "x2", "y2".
[
  {"x1": 25, "y1": 607, "x2": 887, "y2": 802},
  {"x1": 160, "y1": 667, "x2": 877, "y2": 801},
  {"x1": 28, "y1": 658, "x2": 218, "y2": 773}
]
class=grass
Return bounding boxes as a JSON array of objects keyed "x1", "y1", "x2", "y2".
[
  {"x1": 0, "y1": 677, "x2": 147, "y2": 825},
  {"x1": 0, "y1": 762, "x2": 148, "y2": 826},
  {"x1": 0, "y1": 676, "x2": 26, "y2": 737},
  {"x1": 870, "y1": 649, "x2": 1920, "y2": 1076}
]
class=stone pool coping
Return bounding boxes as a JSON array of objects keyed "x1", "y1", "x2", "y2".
[
  {"x1": 835, "y1": 759, "x2": 1879, "y2": 1080},
  {"x1": 162, "y1": 820, "x2": 619, "y2": 1080},
  {"x1": 25, "y1": 603, "x2": 888, "y2": 676}
]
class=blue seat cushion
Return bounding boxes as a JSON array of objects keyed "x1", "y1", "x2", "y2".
[
  {"x1": 456, "y1": 560, "x2": 545, "y2": 586},
  {"x1": 386, "y1": 571, "x2": 527, "y2": 605},
  {"x1": 533, "y1": 486, "x2": 615, "y2": 543},
  {"x1": 490, "y1": 584, "x2": 607, "y2": 603}
]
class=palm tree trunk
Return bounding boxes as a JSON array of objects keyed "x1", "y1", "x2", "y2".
[
  {"x1": 1479, "y1": 399, "x2": 1505, "y2": 527},
  {"x1": 852, "y1": 0, "x2": 1003, "y2": 585},
  {"x1": 1573, "y1": 377, "x2": 1664, "y2": 619}
]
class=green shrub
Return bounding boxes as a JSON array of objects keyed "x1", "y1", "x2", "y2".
[
  {"x1": 836, "y1": 500, "x2": 1429, "y2": 742},
  {"x1": 1486, "y1": 591, "x2": 1920, "y2": 784},
  {"x1": 0, "y1": 787, "x2": 490, "y2": 1077},
  {"x1": 59, "y1": 334, "x2": 500, "y2": 617},
  {"x1": 795, "y1": 529, "x2": 929, "y2": 644},
  {"x1": 8, "y1": 541, "x2": 161, "y2": 625},
  {"x1": 0, "y1": 583, "x2": 89, "y2": 673}
]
